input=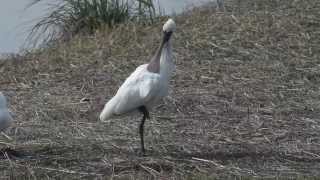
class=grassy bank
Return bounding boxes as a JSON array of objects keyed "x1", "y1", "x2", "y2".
[
  {"x1": 1, "y1": 0, "x2": 320, "y2": 179},
  {"x1": 27, "y1": 0, "x2": 156, "y2": 47}
]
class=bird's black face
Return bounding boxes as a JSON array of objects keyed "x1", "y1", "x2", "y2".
[{"x1": 163, "y1": 31, "x2": 173, "y2": 43}]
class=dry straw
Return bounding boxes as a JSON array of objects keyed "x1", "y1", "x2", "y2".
[{"x1": 0, "y1": 0, "x2": 320, "y2": 179}]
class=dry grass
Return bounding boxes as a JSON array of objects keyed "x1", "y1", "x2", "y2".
[{"x1": 1, "y1": 0, "x2": 320, "y2": 179}]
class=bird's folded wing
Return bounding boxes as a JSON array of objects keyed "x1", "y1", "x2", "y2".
[{"x1": 112, "y1": 67, "x2": 161, "y2": 114}]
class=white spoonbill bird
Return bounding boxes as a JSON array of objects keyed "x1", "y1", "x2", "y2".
[
  {"x1": 0, "y1": 92, "x2": 12, "y2": 132},
  {"x1": 100, "y1": 19, "x2": 176, "y2": 154}
]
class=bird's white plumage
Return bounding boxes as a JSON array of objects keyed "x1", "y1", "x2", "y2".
[
  {"x1": 100, "y1": 63, "x2": 169, "y2": 120},
  {"x1": 0, "y1": 92, "x2": 12, "y2": 132},
  {"x1": 100, "y1": 19, "x2": 175, "y2": 121},
  {"x1": 163, "y1": 19, "x2": 176, "y2": 33}
]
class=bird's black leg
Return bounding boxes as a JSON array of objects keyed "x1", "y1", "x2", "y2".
[{"x1": 138, "y1": 106, "x2": 150, "y2": 155}]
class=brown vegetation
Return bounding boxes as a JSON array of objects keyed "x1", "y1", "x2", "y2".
[{"x1": 0, "y1": 0, "x2": 320, "y2": 179}]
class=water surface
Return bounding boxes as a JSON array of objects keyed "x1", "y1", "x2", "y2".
[{"x1": 0, "y1": 0, "x2": 214, "y2": 54}]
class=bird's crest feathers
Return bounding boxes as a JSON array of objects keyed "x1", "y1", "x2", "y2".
[{"x1": 163, "y1": 19, "x2": 176, "y2": 33}]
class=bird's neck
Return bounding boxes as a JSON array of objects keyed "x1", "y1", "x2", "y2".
[
  {"x1": 147, "y1": 32, "x2": 173, "y2": 75},
  {"x1": 159, "y1": 41, "x2": 174, "y2": 79}
]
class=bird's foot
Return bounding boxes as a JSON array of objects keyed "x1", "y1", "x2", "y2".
[
  {"x1": 134, "y1": 148, "x2": 147, "y2": 157},
  {"x1": 139, "y1": 151, "x2": 146, "y2": 157},
  {"x1": 0, "y1": 148, "x2": 23, "y2": 159}
]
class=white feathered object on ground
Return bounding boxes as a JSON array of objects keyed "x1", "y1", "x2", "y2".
[
  {"x1": 0, "y1": 92, "x2": 12, "y2": 132},
  {"x1": 100, "y1": 19, "x2": 176, "y2": 155}
]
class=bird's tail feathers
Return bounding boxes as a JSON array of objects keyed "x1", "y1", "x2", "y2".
[{"x1": 99, "y1": 99, "x2": 115, "y2": 122}]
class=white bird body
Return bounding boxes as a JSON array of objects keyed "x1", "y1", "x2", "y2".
[
  {"x1": 99, "y1": 19, "x2": 176, "y2": 154},
  {"x1": 100, "y1": 64, "x2": 165, "y2": 119},
  {"x1": 0, "y1": 92, "x2": 12, "y2": 132},
  {"x1": 100, "y1": 19, "x2": 175, "y2": 121}
]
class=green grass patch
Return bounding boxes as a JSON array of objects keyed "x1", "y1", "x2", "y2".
[{"x1": 26, "y1": 0, "x2": 156, "y2": 47}]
